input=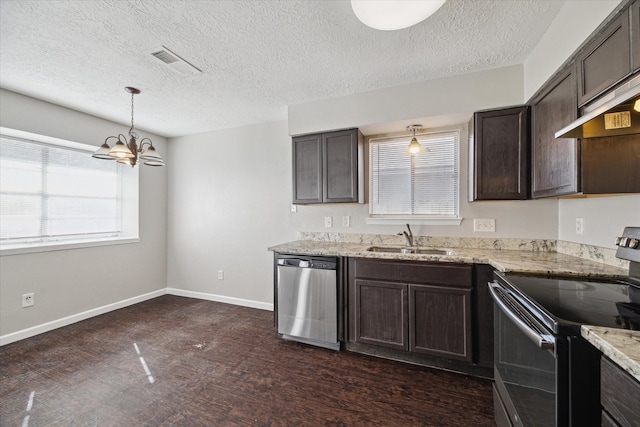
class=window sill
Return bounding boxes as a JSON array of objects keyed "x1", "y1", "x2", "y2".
[
  {"x1": 366, "y1": 217, "x2": 463, "y2": 226},
  {"x1": 0, "y1": 237, "x2": 140, "y2": 256}
]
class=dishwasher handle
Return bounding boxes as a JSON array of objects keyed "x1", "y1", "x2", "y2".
[
  {"x1": 277, "y1": 257, "x2": 337, "y2": 270},
  {"x1": 277, "y1": 258, "x2": 310, "y2": 268}
]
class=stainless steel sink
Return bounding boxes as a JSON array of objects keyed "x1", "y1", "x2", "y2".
[{"x1": 367, "y1": 246, "x2": 455, "y2": 256}]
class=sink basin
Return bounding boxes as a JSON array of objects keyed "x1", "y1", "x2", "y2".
[{"x1": 367, "y1": 246, "x2": 455, "y2": 256}]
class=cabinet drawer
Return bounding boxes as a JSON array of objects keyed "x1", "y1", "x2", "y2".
[
  {"x1": 354, "y1": 259, "x2": 472, "y2": 288},
  {"x1": 601, "y1": 357, "x2": 640, "y2": 427}
]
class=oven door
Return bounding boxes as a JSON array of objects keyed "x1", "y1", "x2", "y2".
[{"x1": 489, "y1": 280, "x2": 568, "y2": 427}]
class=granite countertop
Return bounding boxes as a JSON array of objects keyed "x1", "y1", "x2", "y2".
[
  {"x1": 581, "y1": 326, "x2": 640, "y2": 382},
  {"x1": 268, "y1": 240, "x2": 628, "y2": 279}
]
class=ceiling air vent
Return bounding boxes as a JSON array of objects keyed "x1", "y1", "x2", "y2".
[{"x1": 150, "y1": 46, "x2": 202, "y2": 75}]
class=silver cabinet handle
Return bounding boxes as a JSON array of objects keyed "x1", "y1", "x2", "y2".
[{"x1": 488, "y1": 281, "x2": 555, "y2": 351}]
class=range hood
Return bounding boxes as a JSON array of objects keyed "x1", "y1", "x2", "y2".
[{"x1": 555, "y1": 74, "x2": 640, "y2": 139}]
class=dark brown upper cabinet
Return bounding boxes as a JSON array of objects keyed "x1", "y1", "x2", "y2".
[
  {"x1": 576, "y1": 7, "x2": 631, "y2": 107},
  {"x1": 469, "y1": 106, "x2": 529, "y2": 201},
  {"x1": 581, "y1": 134, "x2": 640, "y2": 194},
  {"x1": 292, "y1": 133, "x2": 322, "y2": 204},
  {"x1": 292, "y1": 128, "x2": 362, "y2": 204},
  {"x1": 632, "y1": 0, "x2": 640, "y2": 72},
  {"x1": 531, "y1": 67, "x2": 580, "y2": 198}
]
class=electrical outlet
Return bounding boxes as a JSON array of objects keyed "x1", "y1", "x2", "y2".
[
  {"x1": 217, "y1": 270, "x2": 224, "y2": 280},
  {"x1": 342, "y1": 216, "x2": 350, "y2": 227},
  {"x1": 473, "y1": 219, "x2": 496, "y2": 232},
  {"x1": 22, "y1": 293, "x2": 34, "y2": 308},
  {"x1": 576, "y1": 218, "x2": 584, "y2": 235},
  {"x1": 291, "y1": 205, "x2": 297, "y2": 213},
  {"x1": 324, "y1": 216, "x2": 332, "y2": 228}
]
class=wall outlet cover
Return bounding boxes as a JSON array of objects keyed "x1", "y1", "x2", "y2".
[
  {"x1": 324, "y1": 216, "x2": 332, "y2": 228},
  {"x1": 22, "y1": 293, "x2": 34, "y2": 308},
  {"x1": 474, "y1": 219, "x2": 496, "y2": 232}
]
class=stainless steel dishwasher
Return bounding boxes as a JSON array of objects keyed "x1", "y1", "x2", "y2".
[{"x1": 275, "y1": 254, "x2": 340, "y2": 350}]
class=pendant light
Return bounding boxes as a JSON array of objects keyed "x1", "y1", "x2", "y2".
[
  {"x1": 92, "y1": 87, "x2": 164, "y2": 167},
  {"x1": 351, "y1": 0, "x2": 446, "y2": 31},
  {"x1": 407, "y1": 125, "x2": 423, "y2": 154}
]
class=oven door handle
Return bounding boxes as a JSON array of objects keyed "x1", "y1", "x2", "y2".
[{"x1": 488, "y1": 281, "x2": 555, "y2": 351}]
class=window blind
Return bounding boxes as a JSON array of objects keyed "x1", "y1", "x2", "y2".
[
  {"x1": 0, "y1": 135, "x2": 122, "y2": 245},
  {"x1": 369, "y1": 131, "x2": 459, "y2": 217}
]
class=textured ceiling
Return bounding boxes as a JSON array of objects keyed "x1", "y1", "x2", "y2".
[{"x1": 0, "y1": 0, "x2": 565, "y2": 138}]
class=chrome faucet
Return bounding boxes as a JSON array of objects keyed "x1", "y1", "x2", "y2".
[{"x1": 398, "y1": 223, "x2": 414, "y2": 247}]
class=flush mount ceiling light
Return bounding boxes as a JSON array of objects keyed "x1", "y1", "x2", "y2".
[
  {"x1": 407, "y1": 124, "x2": 423, "y2": 154},
  {"x1": 92, "y1": 87, "x2": 164, "y2": 167},
  {"x1": 351, "y1": 0, "x2": 446, "y2": 31}
]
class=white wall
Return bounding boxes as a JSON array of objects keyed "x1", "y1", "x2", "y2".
[
  {"x1": 289, "y1": 65, "x2": 524, "y2": 136},
  {"x1": 524, "y1": 0, "x2": 639, "y2": 249},
  {"x1": 166, "y1": 121, "x2": 294, "y2": 306},
  {"x1": 558, "y1": 196, "x2": 640, "y2": 248},
  {"x1": 0, "y1": 89, "x2": 168, "y2": 339}
]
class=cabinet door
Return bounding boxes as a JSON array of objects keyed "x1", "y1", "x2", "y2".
[
  {"x1": 292, "y1": 134, "x2": 322, "y2": 204},
  {"x1": 354, "y1": 279, "x2": 408, "y2": 351},
  {"x1": 576, "y1": 9, "x2": 631, "y2": 106},
  {"x1": 409, "y1": 284, "x2": 472, "y2": 361},
  {"x1": 323, "y1": 129, "x2": 359, "y2": 203},
  {"x1": 472, "y1": 106, "x2": 529, "y2": 200},
  {"x1": 633, "y1": 0, "x2": 640, "y2": 72},
  {"x1": 601, "y1": 357, "x2": 640, "y2": 427},
  {"x1": 582, "y1": 135, "x2": 640, "y2": 193},
  {"x1": 531, "y1": 67, "x2": 579, "y2": 198}
]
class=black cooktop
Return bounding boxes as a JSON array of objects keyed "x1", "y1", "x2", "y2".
[{"x1": 500, "y1": 273, "x2": 640, "y2": 332}]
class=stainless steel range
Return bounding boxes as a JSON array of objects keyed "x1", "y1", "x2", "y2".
[{"x1": 489, "y1": 227, "x2": 640, "y2": 427}]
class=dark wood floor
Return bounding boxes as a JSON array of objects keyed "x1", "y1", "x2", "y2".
[{"x1": 0, "y1": 295, "x2": 495, "y2": 426}]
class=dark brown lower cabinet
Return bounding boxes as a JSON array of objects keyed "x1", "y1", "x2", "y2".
[
  {"x1": 600, "y1": 356, "x2": 640, "y2": 427},
  {"x1": 349, "y1": 258, "x2": 473, "y2": 363},
  {"x1": 410, "y1": 284, "x2": 472, "y2": 361},
  {"x1": 354, "y1": 279, "x2": 408, "y2": 351}
]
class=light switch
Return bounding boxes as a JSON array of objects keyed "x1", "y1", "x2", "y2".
[{"x1": 342, "y1": 216, "x2": 350, "y2": 227}]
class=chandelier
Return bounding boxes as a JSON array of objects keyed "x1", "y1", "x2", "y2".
[{"x1": 92, "y1": 87, "x2": 164, "y2": 167}]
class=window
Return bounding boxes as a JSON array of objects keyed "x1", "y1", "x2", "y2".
[
  {"x1": 369, "y1": 130, "x2": 459, "y2": 223},
  {"x1": 0, "y1": 129, "x2": 138, "y2": 253}
]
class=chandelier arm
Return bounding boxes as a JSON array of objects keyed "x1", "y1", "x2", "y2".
[{"x1": 138, "y1": 137, "x2": 155, "y2": 151}]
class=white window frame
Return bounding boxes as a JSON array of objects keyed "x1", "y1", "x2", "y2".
[
  {"x1": 0, "y1": 127, "x2": 139, "y2": 256},
  {"x1": 366, "y1": 128, "x2": 462, "y2": 226}
]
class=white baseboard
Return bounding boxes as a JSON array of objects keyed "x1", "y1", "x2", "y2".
[
  {"x1": 1, "y1": 288, "x2": 274, "y2": 346},
  {"x1": 0, "y1": 289, "x2": 167, "y2": 346},
  {"x1": 167, "y1": 288, "x2": 274, "y2": 311}
]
